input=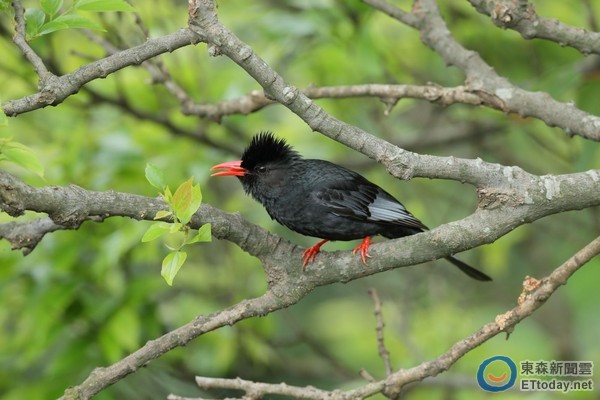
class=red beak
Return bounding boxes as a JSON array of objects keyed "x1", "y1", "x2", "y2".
[{"x1": 210, "y1": 160, "x2": 247, "y2": 177}]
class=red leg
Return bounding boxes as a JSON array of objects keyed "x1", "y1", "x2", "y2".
[
  {"x1": 302, "y1": 239, "x2": 329, "y2": 269},
  {"x1": 352, "y1": 236, "x2": 372, "y2": 266}
]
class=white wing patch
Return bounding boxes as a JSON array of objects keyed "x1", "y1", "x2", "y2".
[
  {"x1": 368, "y1": 196, "x2": 408, "y2": 221},
  {"x1": 367, "y1": 196, "x2": 423, "y2": 228}
]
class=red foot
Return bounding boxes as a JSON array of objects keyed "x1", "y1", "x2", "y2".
[
  {"x1": 302, "y1": 239, "x2": 329, "y2": 269},
  {"x1": 352, "y1": 236, "x2": 372, "y2": 266}
]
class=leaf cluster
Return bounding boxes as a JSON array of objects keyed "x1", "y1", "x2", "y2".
[
  {"x1": 142, "y1": 163, "x2": 211, "y2": 285},
  {"x1": 24, "y1": 0, "x2": 135, "y2": 40}
]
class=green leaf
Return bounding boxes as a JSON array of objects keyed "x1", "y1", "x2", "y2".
[
  {"x1": 172, "y1": 177, "x2": 202, "y2": 225},
  {"x1": 2, "y1": 142, "x2": 44, "y2": 177},
  {"x1": 25, "y1": 8, "x2": 45, "y2": 39},
  {"x1": 171, "y1": 177, "x2": 193, "y2": 216},
  {"x1": 161, "y1": 251, "x2": 187, "y2": 286},
  {"x1": 169, "y1": 222, "x2": 183, "y2": 233},
  {"x1": 153, "y1": 210, "x2": 172, "y2": 220},
  {"x1": 38, "y1": 20, "x2": 69, "y2": 36},
  {"x1": 162, "y1": 186, "x2": 172, "y2": 203},
  {"x1": 74, "y1": 0, "x2": 136, "y2": 12},
  {"x1": 41, "y1": 0, "x2": 63, "y2": 17},
  {"x1": 188, "y1": 224, "x2": 212, "y2": 244},
  {"x1": 141, "y1": 222, "x2": 170, "y2": 242},
  {"x1": 43, "y1": 14, "x2": 105, "y2": 31},
  {"x1": 145, "y1": 163, "x2": 166, "y2": 191}
]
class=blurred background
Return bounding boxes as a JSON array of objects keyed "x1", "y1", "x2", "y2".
[{"x1": 0, "y1": 0, "x2": 598, "y2": 398}]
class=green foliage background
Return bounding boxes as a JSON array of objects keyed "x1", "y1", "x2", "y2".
[{"x1": 0, "y1": 0, "x2": 599, "y2": 398}]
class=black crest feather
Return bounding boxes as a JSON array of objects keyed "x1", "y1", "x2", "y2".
[{"x1": 241, "y1": 132, "x2": 299, "y2": 170}]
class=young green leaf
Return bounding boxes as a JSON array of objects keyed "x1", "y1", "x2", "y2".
[
  {"x1": 172, "y1": 178, "x2": 202, "y2": 225},
  {"x1": 37, "y1": 20, "x2": 69, "y2": 36},
  {"x1": 74, "y1": 0, "x2": 136, "y2": 12},
  {"x1": 2, "y1": 142, "x2": 44, "y2": 177},
  {"x1": 162, "y1": 186, "x2": 172, "y2": 203},
  {"x1": 180, "y1": 183, "x2": 202, "y2": 224},
  {"x1": 41, "y1": 0, "x2": 64, "y2": 17},
  {"x1": 42, "y1": 14, "x2": 105, "y2": 32},
  {"x1": 161, "y1": 251, "x2": 187, "y2": 286},
  {"x1": 153, "y1": 210, "x2": 172, "y2": 220},
  {"x1": 145, "y1": 163, "x2": 166, "y2": 191},
  {"x1": 169, "y1": 222, "x2": 184, "y2": 233},
  {"x1": 141, "y1": 222, "x2": 170, "y2": 242},
  {"x1": 25, "y1": 8, "x2": 46, "y2": 39},
  {"x1": 189, "y1": 224, "x2": 212, "y2": 244},
  {"x1": 171, "y1": 177, "x2": 193, "y2": 212}
]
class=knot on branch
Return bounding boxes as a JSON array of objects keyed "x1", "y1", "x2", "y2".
[
  {"x1": 477, "y1": 187, "x2": 523, "y2": 209},
  {"x1": 382, "y1": 148, "x2": 415, "y2": 181},
  {"x1": 48, "y1": 184, "x2": 91, "y2": 228},
  {"x1": 37, "y1": 75, "x2": 67, "y2": 106},
  {"x1": 187, "y1": 0, "x2": 218, "y2": 42},
  {"x1": 490, "y1": 0, "x2": 538, "y2": 37},
  {"x1": 0, "y1": 182, "x2": 25, "y2": 217}
]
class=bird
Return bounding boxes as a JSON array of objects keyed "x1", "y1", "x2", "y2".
[{"x1": 210, "y1": 132, "x2": 491, "y2": 281}]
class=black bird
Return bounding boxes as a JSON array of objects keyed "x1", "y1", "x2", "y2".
[{"x1": 211, "y1": 132, "x2": 491, "y2": 281}]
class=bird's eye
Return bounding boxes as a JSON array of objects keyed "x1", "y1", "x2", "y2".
[{"x1": 256, "y1": 165, "x2": 267, "y2": 173}]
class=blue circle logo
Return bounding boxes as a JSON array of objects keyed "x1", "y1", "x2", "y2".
[{"x1": 477, "y1": 355, "x2": 517, "y2": 392}]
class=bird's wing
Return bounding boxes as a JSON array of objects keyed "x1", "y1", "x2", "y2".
[{"x1": 313, "y1": 179, "x2": 427, "y2": 230}]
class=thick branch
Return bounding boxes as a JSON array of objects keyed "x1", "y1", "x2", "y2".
[
  {"x1": 1, "y1": 28, "x2": 202, "y2": 116},
  {"x1": 468, "y1": 0, "x2": 600, "y2": 56},
  {"x1": 0, "y1": 171, "x2": 280, "y2": 261},
  {"x1": 1, "y1": 166, "x2": 598, "y2": 278},
  {"x1": 187, "y1": 0, "x2": 599, "y2": 193},
  {"x1": 0, "y1": 162, "x2": 596, "y2": 399},
  {"x1": 171, "y1": 236, "x2": 600, "y2": 399},
  {"x1": 362, "y1": 0, "x2": 600, "y2": 142}
]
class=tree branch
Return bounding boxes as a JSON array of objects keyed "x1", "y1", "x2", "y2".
[
  {"x1": 1, "y1": 28, "x2": 202, "y2": 116},
  {"x1": 180, "y1": 84, "x2": 508, "y2": 121},
  {"x1": 2, "y1": 164, "x2": 598, "y2": 276},
  {"x1": 170, "y1": 236, "x2": 600, "y2": 399},
  {"x1": 186, "y1": 0, "x2": 600, "y2": 197},
  {"x1": 362, "y1": 0, "x2": 600, "y2": 142},
  {"x1": 0, "y1": 2, "x2": 596, "y2": 398},
  {"x1": 468, "y1": 0, "x2": 600, "y2": 56},
  {"x1": 0, "y1": 157, "x2": 597, "y2": 398},
  {"x1": 0, "y1": 217, "x2": 64, "y2": 254},
  {"x1": 11, "y1": 0, "x2": 52, "y2": 80}
]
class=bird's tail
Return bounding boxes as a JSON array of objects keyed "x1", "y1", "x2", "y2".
[{"x1": 445, "y1": 256, "x2": 492, "y2": 281}]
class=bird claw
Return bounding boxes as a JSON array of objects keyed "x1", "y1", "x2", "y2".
[
  {"x1": 302, "y1": 239, "x2": 329, "y2": 270},
  {"x1": 303, "y1": 238, "x2": 372, "y2": 269},
  {"x1": 302, "y1": 248, "x2": 318, "y2": 270},
  {"x1": 352, "y1": 237, "x2": 372, "y2": 266}
]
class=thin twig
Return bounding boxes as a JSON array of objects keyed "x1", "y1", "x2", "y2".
[
  {"x1": 368, "y1": 288, "x2": 393, "y2": 377},
  {"x1": 11, "y1": 0, "x2": 52, "y2": 79}
]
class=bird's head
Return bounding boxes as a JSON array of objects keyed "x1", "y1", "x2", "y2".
[{"x1": 210, "y1": 132, "x2": 300, "y2": 201}]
